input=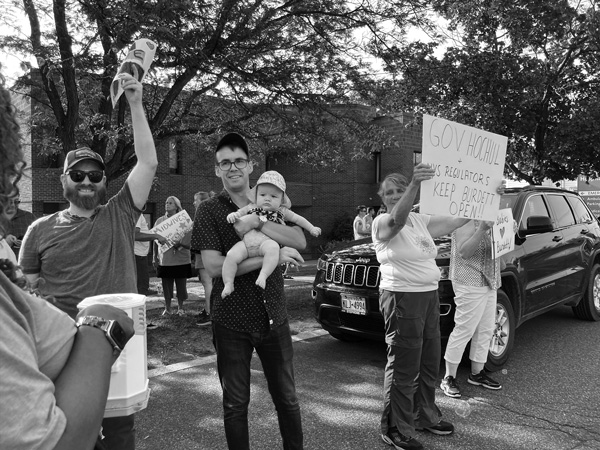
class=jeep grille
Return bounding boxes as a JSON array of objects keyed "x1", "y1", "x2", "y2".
[{"x1": 324, "y1": 262, "x2": 380, "y2": 287}]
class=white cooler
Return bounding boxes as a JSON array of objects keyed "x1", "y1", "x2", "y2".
[{"x1": 77, "y1": 293, "x2": 150, "y2": 417}]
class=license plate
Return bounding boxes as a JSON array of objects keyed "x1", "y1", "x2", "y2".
[{"x1": 341, "y1": 294, "x2": 367, "y2": 315}]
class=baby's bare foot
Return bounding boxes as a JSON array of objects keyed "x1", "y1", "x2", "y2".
[
  {"x1": 222, "y1": 283, "x2": 234, "y2": 298},
  {"x1": 255, "y1": 277, "x2": 266, "y2": 289}
]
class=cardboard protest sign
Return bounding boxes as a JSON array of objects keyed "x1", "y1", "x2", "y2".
[
  {"x1": 149, "y1": 210, "x2": 193, "y2": 253},
  {"x1": 492, "y1": 208, "x2": 515, "y2": 258},
  {"x1": 110, "y1": 38, "x2": 157, "y2": 107},
  {"x1": 420, "y1": 114, "x2": 508, "y2": 221}
]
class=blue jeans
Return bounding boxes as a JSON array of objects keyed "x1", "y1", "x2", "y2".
[{"x1": 213, "y1": 320, "x2": 303, "y2": 450}]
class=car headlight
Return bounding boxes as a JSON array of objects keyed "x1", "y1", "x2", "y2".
[
  {"x1": 317, "y1": 258, "x2": 327, "y2": 271},
  {"x1": 439, "y1": 265, "x2": 449, "y2": 280}
]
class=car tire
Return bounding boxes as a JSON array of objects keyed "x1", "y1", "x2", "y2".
[
  {"x1": 485, "y1": 289, "x2": 515, "y2": 372},
  {"x1": 572, "y1": 263, "x2": 600, "y2": 321},
  {"x1": 328, "y1": 331, "x2": 363, "y2": 342}
]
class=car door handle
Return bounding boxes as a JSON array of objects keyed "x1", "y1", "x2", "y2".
[{"x1": 552, "y1": 235, "x2": 563, "y2": 242}]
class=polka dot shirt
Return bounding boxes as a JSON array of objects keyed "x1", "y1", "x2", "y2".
[{"x1": 190, "y1": 190, "x2": 287, "y2": 333}]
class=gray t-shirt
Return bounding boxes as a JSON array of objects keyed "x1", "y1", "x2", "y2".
[
  {"x1": 0, "y1": 271, "x2": 75, "y2": 449},
  {"x1": 20, "y1": 183, "x2": 140, "y2": 318}
]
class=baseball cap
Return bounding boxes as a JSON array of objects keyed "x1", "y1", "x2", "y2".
[
  {"x1": 248, "y1": 170, "x2": 292, "y2": 208},
  {"x1": 63, "y1": 147, "x2": 105, "y2": 173},
  {"x1": 216, "y1": 132, "x2": 249, "y2": 157}
]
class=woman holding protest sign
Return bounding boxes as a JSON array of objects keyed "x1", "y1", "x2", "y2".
[
  {"x1": 440, "y1": 181, "x2": 507, "y2": 399},
  {"x1": 153, "y1": 196, "x2": 192, "y2": 315},
  {"x1": 373, "y1": 164, "x2": 474, "y2": 450}
]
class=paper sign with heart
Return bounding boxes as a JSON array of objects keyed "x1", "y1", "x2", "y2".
[{"x1": 493, "y1": 208, "x2": 514, "y2": 258}]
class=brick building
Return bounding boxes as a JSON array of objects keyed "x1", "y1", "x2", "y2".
[{"x1": 12, "y1": 90, "x2": 421, "y2": 259}]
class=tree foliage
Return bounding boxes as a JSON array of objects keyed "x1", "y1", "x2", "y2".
[
  {"x1": 366, "y1": 0, "x2": 600, "y2": 184},
  {"x1": 1, "y1": 0, "x2": 432, "y2": 179}
]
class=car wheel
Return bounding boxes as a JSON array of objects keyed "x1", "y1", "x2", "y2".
[
  {"x1": 572, "y1": 263, "x2": 600, "y2": 321},
  {"x1": 485, "y1": 289, "x2": 515, "y2": 372},
  {"x1": 328, "y1": 331, "x2": 363, "y2": 342}
]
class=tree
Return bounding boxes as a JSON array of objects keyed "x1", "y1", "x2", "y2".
[
  {"x1": 365, "y1": 0, "x2": 600, "y2": 184},
  {"x1": 1, "y1": 0, "x2": 432, "y2": 179}
]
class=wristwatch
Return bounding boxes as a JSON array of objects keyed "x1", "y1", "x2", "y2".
[
  {"x1": 76, "y1": 315, "x2": 129, "y2": 355},
  {"x1": 256, "y1": 215, "x2": 267, "y2": 232}
]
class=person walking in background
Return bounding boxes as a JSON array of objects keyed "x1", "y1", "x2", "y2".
[
  {"x1": 193, "y1": 191, "x2": 212, "y2": 326},
  {"x1": 4, "y1": 196, "x2": 35, "y2": 258},
  {"x1": 377, "y1": 204, "x2": 387, "y2": 216},
  {"x1": 19, "y1": 72, "x2": 157, "y2": 450},
  {"x1": 134, "y1": 212, "x2": 167, "y2": 295},
  {"x1": 373, "y1": 166, "x2": 471, "y2": 450},
  {"x1": 353, "y1": 205, "x2": 370, "y2": 240},
  {"x1": 364, "y1": 206, "x2": 375, "y2": 232},
  {"x1": 153, "y1": 196, "x2": 193, "y2": 315},
  {"x1": 191, "y1": 132, "x2": 306, "y2": 450},
  {"x1": 440, "y1": 182, "x2": 507, "y2": 398}
]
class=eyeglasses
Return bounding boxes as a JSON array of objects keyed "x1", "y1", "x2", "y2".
[
  {"x1": 66, "y1": 170, "x2": 104, "y2": 183},
  {"x1": 216, "y1": 158, "x2": 249, "y2": 171}
]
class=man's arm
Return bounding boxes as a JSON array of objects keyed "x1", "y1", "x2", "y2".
[
  {"x1": 119, "y1": 73, "x2": 158, "y2": 210},
  {"x1": 135, "y1": 228, "x2": 168, "y2": 244},
  {"x1": 234, "y1": 215, "x2": 306, "y2": 250},
  {"x1": 52, "y1": 304, "x2": 134, "y2": 450},
  {"x1": 202, "y1": 247, "x2": 305, "y2": 279}
]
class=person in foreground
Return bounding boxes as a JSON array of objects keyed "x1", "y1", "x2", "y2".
[
  {"x1": 19, "y1": 72, "x2": 158, "y2": 450},
  {"x1": 191, "y1": 132, "x2": 306, "y2": 450},
  {"x1": 373, "y1": 165, "x2": 472, "y2": 450},
  {"x1": 440, "y1": 182, "x2": 507, "y2": 398},
  {"x1": 0, "y1": 69, "x2": 135, "y2": 450},
  {"x1": 222, "y1": 170, "x2": 321, "y2": 297}
]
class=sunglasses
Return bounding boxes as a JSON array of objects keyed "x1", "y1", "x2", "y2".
[{"x1": 66, "y1": 170, "x2": 104, "y2": 183}]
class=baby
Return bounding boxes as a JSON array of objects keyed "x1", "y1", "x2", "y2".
[{"x1": 222, "y1": 170, "x2": 321, "y2": 297}]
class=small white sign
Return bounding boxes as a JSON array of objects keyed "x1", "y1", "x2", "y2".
[
  {"x1": 149, "y1": 210, "x2": 193, "y2": 253},
  {"x1": 420, "y1": 114, "x2": 508, "y2": 221},
  {"x1": 492, "y1": 208, "x2": 515, "y2": 258}
]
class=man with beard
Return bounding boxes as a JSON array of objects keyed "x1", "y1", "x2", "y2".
[{"x1": 19, "y1": 73, "x2": 157, "y2": 450}]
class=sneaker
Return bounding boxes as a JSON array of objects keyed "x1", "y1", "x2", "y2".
[
  {"x1": 440, "y1": 375, "x2": 461, "y2": 398},
  {"x1": 177, "y1": 309, "x2": 186, "y2": 316},
  {"x1": 161, "y1": 309, "x2": 172, "y2": 316},
  {"x1": 381, "y1": 428, "x2": 423, "y2": 450},
  {"x1": 468, "y1": 370, "x2": 502, "y2": 390},
  {"x1": 417, "y1": 420, "x2": 454, "y2": 436},
  {"x1": 196, "y1": 309, "x2": 211, "y2": 326}
]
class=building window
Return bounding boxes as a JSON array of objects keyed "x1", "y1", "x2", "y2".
[{"x1": 169, "y1": 139, "x2": 183, "y2": 174}]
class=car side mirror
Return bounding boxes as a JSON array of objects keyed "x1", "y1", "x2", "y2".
[{"x1": 523, "y1": 215, "x2": 553, "y2": 235}]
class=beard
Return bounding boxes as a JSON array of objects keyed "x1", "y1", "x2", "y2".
[{"x1": 63, "y1": 184, "x2": 107, "y2": 211}]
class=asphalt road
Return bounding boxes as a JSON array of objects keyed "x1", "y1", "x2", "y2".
[{"x1": 135, "y1": 305, "x2": 600, "y2": 450}]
